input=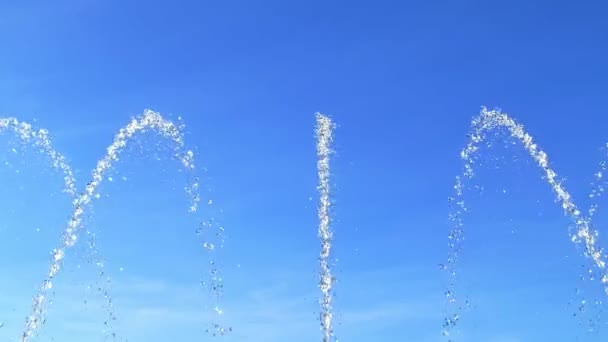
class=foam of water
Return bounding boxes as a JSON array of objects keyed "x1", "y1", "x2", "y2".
[
  {"x1": 315, "y1": 113, "x2": 335, "y2": 342},
  {"x1": 443, "y1": 107, "x2": 608, "y2": 339},
  {"x1": 18, "y1": 110, "x2": 225, "y2": 341}
]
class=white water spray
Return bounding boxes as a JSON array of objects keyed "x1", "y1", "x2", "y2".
[
  {"x1": 444, "y1": 108, "x2": 608, "y2": 339},
  {"x1": 316, "y1": 113, "x2": 335, "y2": 342},
  {"x1": 0, "y1": 118, "x2": 80, "y2": 338},
  {"x1": 0, "y1": 117, "x2": 77, "y2": 197},
  {"x1": 20, "y1": 110, "x2": 225, "y2": 341}
]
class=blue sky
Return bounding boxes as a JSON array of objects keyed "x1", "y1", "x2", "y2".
[{"x1": 0, "y1": 1, "x2": 608, "y2": 341}]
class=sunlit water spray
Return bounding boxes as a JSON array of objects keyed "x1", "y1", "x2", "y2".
[
  {"x1": 6, "y1": 110, "x2": 226, "y2": 341},
  {"x1": 316, "y1": 113, "x2": 335, "y2": 342},
  {"x1": 0, "y1": 117, "x2": 132, "y2": 341},
  {"x1": 0, "y1": 117, "x2": 77, "y2": 198},
  {"x1": 443, "y1": 107, "x2": 608, "y2": 339},
  {"x1": 0, "y1": 117, "x2": 80, "y2": 334}
]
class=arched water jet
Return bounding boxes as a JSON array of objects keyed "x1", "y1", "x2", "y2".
[
  {"x1": 0, "y1": 118, "x2": 83, "y2": 336},
  {"x1": 21, "y1": 110, "x2": 225, "y2": 341},
  {"x1": 315, "y1": 113, "x2": 335, "y2": 342},
  {"x1": 443, "y1": 107, "x2": 608, "y2": 339},
  {"x1": 0, "y1": 117, "x2": 131, "y2": 340}
]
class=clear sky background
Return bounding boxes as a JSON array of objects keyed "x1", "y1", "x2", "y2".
[{"x1": 0, "y1": 1, "x2": 607, "y2": 341}]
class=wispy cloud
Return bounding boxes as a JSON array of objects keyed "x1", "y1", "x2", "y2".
[{"x1": 1, "y1": 264, "x2": 446, "y2": 341}]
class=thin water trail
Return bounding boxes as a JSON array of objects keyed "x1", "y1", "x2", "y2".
[
  {"x1": 20, "y1": 110, "x2": 215, "y2": 341},
  {"x1": 315, "y1": 113, "x2": 335, "y2": 342},
  {"x1": 86, "y1": 230, "x2": 118, "y2": 341},
  {"x1": 444, "y1": 108, "x2": 608, "y2": 340},
  {"x1": 588, "y1": 143, "x2": 608, "y2": 220}
]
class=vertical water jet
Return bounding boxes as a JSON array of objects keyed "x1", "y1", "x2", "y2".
[{"x1": 315, "y1": 113, "x2": 335, "y2": 342}]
